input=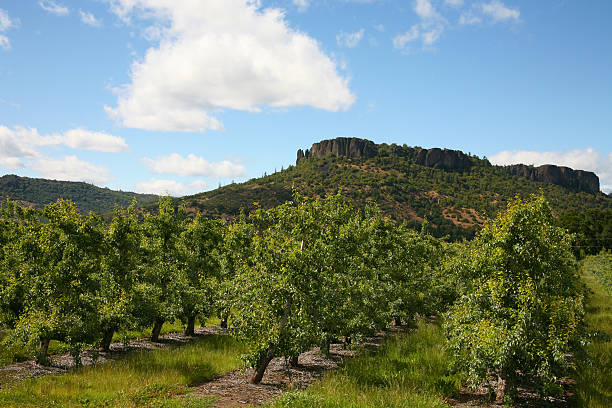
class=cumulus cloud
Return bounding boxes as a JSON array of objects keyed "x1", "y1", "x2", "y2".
[
  {"x1": 135, "y1": 178, "x2": 208, "y2": 196},
  {"x1": 0, "y1": 8, "x2": 18, "y2": 50},
  {"x1": 337, "y1": 29, "x2": 365, "y2": 48},
  {"x1": 32, "y1": 155, "x2": 110, "y2": 185},
  {"x1": 0, "y1": 126, "x2": 58, "y2": 167},
  {"x1": 0, "y1": 125, "x2": 127, "y2": 184},
  {"x1": 61, "y1": 128, "x2": 128, "y2": 152},
  {"x1": 79, "y1": 10, "x2": 102, "y2": 27},
  {"x1": 460, "y1": 1, "x2": 520, "y2": 25},
  {"x1": 105, "y1": 0, "x2": 355, "y2": 133},
  {"x1": 143, "y1": 153, "x2": 247, "y2": 179},
  {"x1": 489, "y1": 148, "x2": 612, "y2": 193},
  {"x1": 39, "y1": 0, "x2": 70, "y2": 16}
]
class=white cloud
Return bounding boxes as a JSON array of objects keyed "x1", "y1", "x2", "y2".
[
  {"x1": 393, "y1": 25, "x2": 420, "y2": 51},
  {"x1": 0, "y1": 9, "x2": 17, "y2": 31},
  {"x1": 79, "y1": 10, "x2": 102, "y2": 27},
  {"x1": 0, "y1": 125, "x2": 128, "y2": 172},
  {"x1": 489, "y1": 148, "x2": 612, "y2": 193},
  {"x1": 39, "y1": 0, "x2": 70, "y2": 16},
  {"x1": 135, "y1": 178, "x2": 206, "y2": 196},
  {"x1": 0, "y1": 35, "x2": 10, "y2": 51},
  {"x1": 293, "y1": 0, "x2": 310, "y2": 12},
  {"x1": 480, "y1": 0, "x2": 520, "y2": 22},
  {"x1": 336, "y1": 29, "x2": 365, "y2": 48},
  {"x1": 105, "y1": 0, "x2": 354, "y2": 133},
  {"x1": 459, "y1": 11, "x2": 482, "y2": 25},
  {"x1": 0, "y1": 9, "x2": 18, "y2": 50},
  {"x1": 394, "y1": 0, "x2": 446, "y2": 52},
  {"x1": 188, "y1": 180, "x2": 209, "y2": 191},
  {"x1": 373, "y1": 24, "x2": 385, "y2": 32},
  {"x1": 61, "y1": 128, "x2": 128, "y2": 152},
  {"x1": 414, "y1": 0, "x2": 440, "y2": 20},
  {"x1": 143, "y1": 153, "x2": 247, "y2": 178},
  {"x1": 32, "y1": 155, "x2": 110, "y2": 185},
  {"x1": 0, "y1": 126, "x2": 58, "y2": 167},
  {"x1": 462, "y1": 1, "x2": 520, "y2": 25},
  {"x1": 444, "y1": 0, "x2": 464, "y2": 6}
]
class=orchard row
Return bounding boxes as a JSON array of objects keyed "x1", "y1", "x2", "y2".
[{"x1": 0, "y1": 194, "x2": 584, "y2": 402}]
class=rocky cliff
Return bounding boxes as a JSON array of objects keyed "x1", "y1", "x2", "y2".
[
  {"x1": 296, "y1": 137, "x2": 600, "y2": 194},
  {"x1": 297, "y1": 137, "x2": 378, "y2": 164},
  {"x1": 508, "y1": 164, "x2": 600, "y2": 194},
  {"x1": 415, "y1": 148, "x2": 472, "y2": 170}
]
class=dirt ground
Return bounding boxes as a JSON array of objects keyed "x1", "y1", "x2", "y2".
[
  {"x1": 191, "y1": 333, "x2": 387, "y2": 407},
  {"x1": 0, "y1": 326, "x2": 573, "y2": 407},
  {"x1": 0, "y1": 326, "x2": 224, "y2": 388}
]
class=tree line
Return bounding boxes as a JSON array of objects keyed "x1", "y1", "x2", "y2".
[{"x1": 0, "y1": 193, "x2": 585, "y2": 403}]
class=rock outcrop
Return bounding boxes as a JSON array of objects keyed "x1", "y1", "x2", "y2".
[
  {"x1": 415, "y1": 148, "x2": 472, "y2": 170},
  {"x1": 295, "y1": 138, "x2": 600, "y2": 194},
  {"x1": 296, "y1": 137, "x2": 378, "y2": 164},
  {"x1": 508, "y1": 164, "x2": 600, "y2": 194}
]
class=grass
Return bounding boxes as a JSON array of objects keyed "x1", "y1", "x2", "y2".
[
  {"x1": 267, "y1": 320, "x2": 460, "y2": 408},
  {"x1": 573, "y1": 253, "x2": 612, "y2": 408},
  {"x1": 1, "y1": 316, "x2": 223, "y2": 367},
  {"x1": 0, "y1": 334, "x2": 246, "y2": 408}
]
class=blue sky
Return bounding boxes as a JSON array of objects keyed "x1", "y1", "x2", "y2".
[{"x1": 1, "y1": 0, "x2": 611, "y2": 195}]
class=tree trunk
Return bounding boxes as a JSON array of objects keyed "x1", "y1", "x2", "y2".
[
  {"x1": 250, "y1": 298, "x2": 293, "y2": 384},
  {"x1": 290, "y1": 355, "x2": 299, "y2": 367},
  {"x1": 36, "y1": 338, "x2": 50, "y2": 366},
  {"x1": 495, "y1": 374, "x2": 507, "y2": 403},
  {"x1": 250, "y1": 346, "x2": 275, "y2": 384},
  {"x1": 220, "y1": 316, "x2": 228, "y2": 329},
  {"x1": 394, "y1": 317, "x2": 402, "y2": 326},
  {"x1": 185, "y1": 316, "x2": 196, "y2": 336},
  {"x1": 151, "y1": 320, "x2": 164, "y2": 342},
  {"x1": 100, "y1": 328, "x2": 115, "y2": 351},
  {"x1": 321, "y1": 339, "x2": 330, "y2": 356}
]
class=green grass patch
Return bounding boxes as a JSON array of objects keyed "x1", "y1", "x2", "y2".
[
  {"x1": 267, "y1": 320, "x2": 460, "y2": 408},
  {"x1": 574, "y1": 254, "x2": 612, "y2": 408},
  {"x1": 1, "y1": 317, "x2": 225, "y2": 368},
  {"x1": 0, "y1": 334, "x2": 246, "y2": 408}
]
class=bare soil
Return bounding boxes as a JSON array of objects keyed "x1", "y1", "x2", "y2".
[
  {"x1": 0, "y1": 326, "x2": 224, "y2": 388},
  {"x1": 191, "y1": 332, "x2": 388, "y2": 407},
  {"x1": 447, "y1": 377, "x2": 574, "y2": 408}
]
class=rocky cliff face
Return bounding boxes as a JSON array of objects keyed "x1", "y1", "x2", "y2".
[
  {"x1": 297, "y1": 137, "x2": 378, "y2": 164},
  {"x1": 415, "y1": 148, "x2": 472, "y2": 170},
  {"x1": 508, "y1": 164, "x2": 600, "y2": 194},
  {"x1": 296, "y1": 137, "x2": 600, "y2": 194}
]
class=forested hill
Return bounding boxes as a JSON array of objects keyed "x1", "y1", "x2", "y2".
[
  {"x1": 178, "y1": 137, "x2": 612, "y2": 240},
  {"x1": 0, "y1": 174, "x2": 159, "y2": 214}
]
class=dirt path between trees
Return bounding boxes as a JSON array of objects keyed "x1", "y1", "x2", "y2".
[
  {"x1": 0, "y1": 326, "x2": 223, "y2": 388},
  {"x1": 191, "y1": 333, "x2": 387, "y2": 408}
]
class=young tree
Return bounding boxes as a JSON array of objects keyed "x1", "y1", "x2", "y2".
[
  {"x1": 444, "y1": 196, "x2": 584, "y2": 403},
  {"x1": 178, "y1": 214, "x2": 223, "y2": 335},
  {"x1": 12, "y1": 200, "x2": 104, "y2": 365},
  {"x1": 216, "y1": 214, "x2": 255, "y2": 329},
  {"x1": 98, "y1": 202, "x2": 142, "y2": 351},
  {"x1": 136, "y1": 197, "x2": 186, "y2": 342},
  {"x1": 0, "y1": 200, "x2": 28, "y2": 330},
  {"x1": 231, "y1": 194, "x2": 359, "y2": 383}
]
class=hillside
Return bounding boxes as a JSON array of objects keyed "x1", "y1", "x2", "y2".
[
  {"x1": 0, "y1": 174, "x2": 159, "y2": 214},
  {"x1": 177, "y1": 138, "x2": 612, "y2": 240}
]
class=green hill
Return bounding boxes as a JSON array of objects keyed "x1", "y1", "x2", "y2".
[
  {"x1": 175, "y1": 138, "x2": 612, "y2": 241},
  {"x1": 0, "y1": 174, "x2": 159, "y2": 214}
]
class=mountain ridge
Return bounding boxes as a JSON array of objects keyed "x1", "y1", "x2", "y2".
[{"x1": 0, "y1": 174, "x2": 159, "y2": 214}]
